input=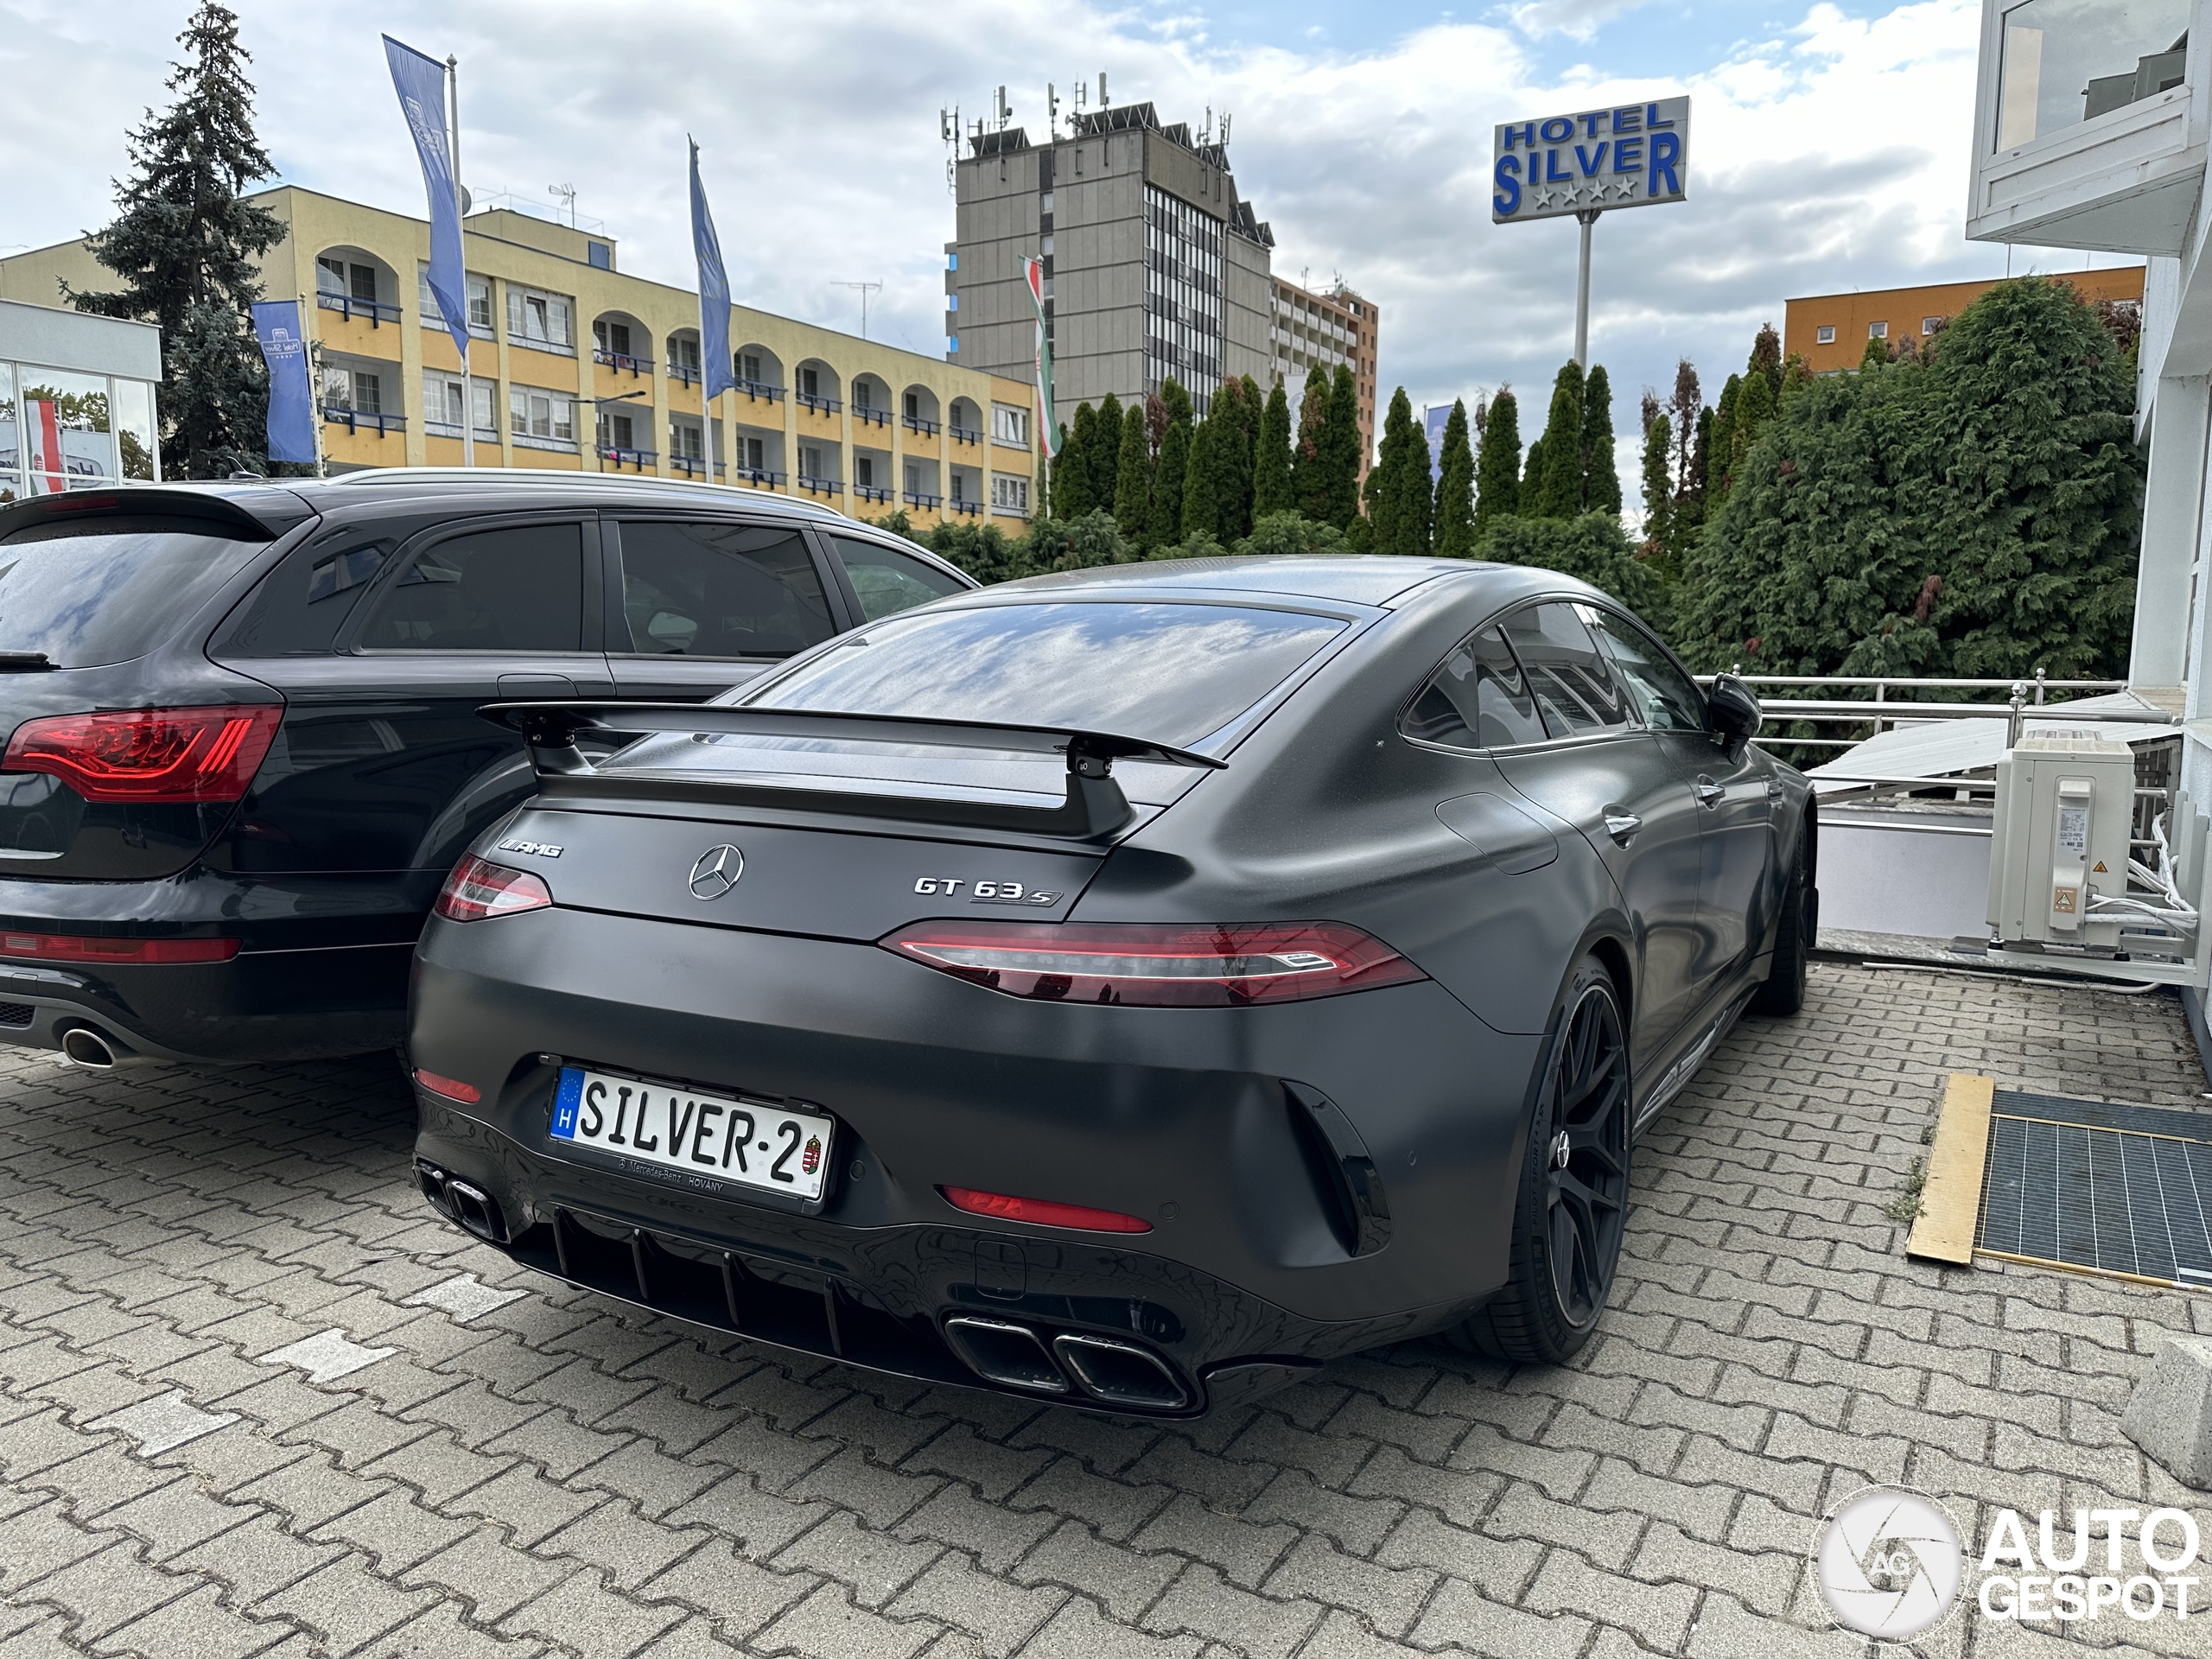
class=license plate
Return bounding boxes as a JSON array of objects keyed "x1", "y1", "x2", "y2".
[{"x1": 550, "y1": 1066, "x2": 835, "y2": 1201}]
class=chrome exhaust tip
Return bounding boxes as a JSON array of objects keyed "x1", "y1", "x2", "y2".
[
  {"x1": 1052, "y1": 1334, "x2": 1192, "y2": 1410},
  {"x1": 943, "y1": 1316, "x2": 1069, "y2": 1395},
  {"x1": 59, "y1": 1027, "x2": 121, "y2": 1071}
]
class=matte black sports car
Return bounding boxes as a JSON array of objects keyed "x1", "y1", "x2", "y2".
[{"x1": 408, "y1": 556, "x2": 1815, "y2": 1414}]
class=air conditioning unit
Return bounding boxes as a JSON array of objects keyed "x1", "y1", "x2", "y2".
[{"x1": 1985, "y1": 729, "x2": 2209, "y2": 985}]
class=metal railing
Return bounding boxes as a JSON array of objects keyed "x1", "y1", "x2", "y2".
[
  {"x1": 949, "y1": 498, "x2": 982, "y2": 516},
  {"x1": 853, "y1": 406, "x2": 890, "y2": 429},
  {"x1": 853, "y1": 483, "x2": 895, "y2": 504},
  {"x1": 740, "y1": 378, "x2": 785, "y2": 404},
  {"x1": 797, "y1": 472, "x2": 842, "y2": 495},
  {"x1": 904, "y1": 490, "x2": 944, "y2": 508},
  {"x1": 734, "y1": 467, "x2": 785, "y2": 488},
  {"x1": 668, "y1": 362, "x2": 702, "y2": 389},
  {"x1": 592, "y1": 349, "x2": 654, "y2": 376},
  {"x1": 317, "y1": 292, "x2": 403, "y2": 327},
  {"x1": 597, "y1": 446, "x2": 658, "y2": 470},
  {"x1": 1694, "y1": 671, "x2": 2139, "y2": 753},
  {"x1": 903, "y1": 414, "x2": 941, "y2": 436},
  {"x1": 796, "y1": 391, "x2": 840, "y2": 415},
  {"x1": 948, "y1": 423, "x2": 983, "y2": 444},
  {"x1": 322, "y1": 404, "x2": 404, "y2": 435}
]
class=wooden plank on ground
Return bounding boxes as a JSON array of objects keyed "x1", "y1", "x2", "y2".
[{"x1": 1906, "y1": 1071, "x2": 1995, "y2": 1265}]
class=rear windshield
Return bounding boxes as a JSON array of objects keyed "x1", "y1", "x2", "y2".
[
  {"x1": 0, "y1": 522, "x2": 265, "y2": 668},
  {"x1": 741, "y1": 600, "x2": 1347, "y2": 748}
]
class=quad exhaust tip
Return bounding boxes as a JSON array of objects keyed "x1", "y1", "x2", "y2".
[{"x1": 944, "y1": 1315, "x2": 1189, "y2": 1411}]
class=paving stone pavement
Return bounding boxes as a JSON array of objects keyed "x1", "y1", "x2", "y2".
[{"x1": 2, "y1": 962, "x2": 2209, "y2": 1658}]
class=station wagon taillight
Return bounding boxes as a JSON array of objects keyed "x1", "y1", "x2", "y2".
[
  {"x1": 879, "y1": 920, "x2": 1426, "y2": 1007},
  {"x1": 435, "y1": 856, "x2": 554, "y2": 922},
  {"x1": 2, "y1": 705, "x2": 283, "y2": 804}
]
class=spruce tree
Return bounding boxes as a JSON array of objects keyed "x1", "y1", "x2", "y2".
[
  {"x1": 1150, "y1": 381, "x2": 1192, "y2": 552},
  {"x1": 69, "y1": 2, "x2": 285, "y2": 477},
  {"x1": 1322, "y1": 365, "x2": 1363, "y2": 531},
  {"x1": 1581, "y1": 365, "x2": 1620, "y2": 516},
  {"x1": 1707, "y1": 374, "x2": 1741, "y2": 505},
  {"x1": 1639, "y1": 412, "x2": 1675, "y2": 570},
  {"x1": 1530, "y1": 361, "x2": 1586, "y2": 518},
  {"x1": 1291, "y1": 365, "x2": 1334, "y2": 522},
  {"x1": 1254, "y1": 379, "x2": 1294, "y2": 518},
  {"x1": 1181, "y1": 404, "x2": 1221, "y2": 542},
  {"x1": 1397, "y1": 417, "x2": 1434, "y2": 556},
  {"x1": 1092, "y1": 393, "x2": 1123, "y2": 516},
  {"x1": 1056, "y1": 403, "x2": 1098, "y2": 519},
  {"x1": 1364, "y1": 388, "x2": 1415, "y2": 554},
  {"x1": 1433, "y1": 399, "x2": 1477, "y2": 557},
  {"x1": 1522, "y1": 435, "x2": 1545, "y2": 505},
  {"x1": 1112, "y1": 403, "x2": 1151, "y2": 545},
  {"x1": 1473, "y1": 386, "x2": 1521, "y2": 532},
  {"x1": 1748, "y1": 322, "x2": 1783, "y2": 400},
  {"x1": 1211, "y1": 378, "x2": 1257, "y2": 543},
  {"x1": 1726, "y1": 369, "x2": 1775, "y2": 493}
]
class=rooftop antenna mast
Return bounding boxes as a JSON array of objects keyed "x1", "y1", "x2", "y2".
[
  {"x1": 1099, "y1": 72, "x2": 1109, "y2": 109},
  {"x1": 831, "y1": 280, "x2": 884, "y2": 340},
  {"x1": 1047, "y1": 82, "x2": 1060, "y2": 135},
  {"x1": 995, "y1": 86, "x2": 1012, "y2": 131},
  {"x1": 940, "y1": 103, "x2": 959, "y2": 194},
  {"x1": 547, "y1": 181, "x2": 576, "y2": 226},
  {"x1": 1072, "y1": 77, "x2": 1087, "y2": 126}
]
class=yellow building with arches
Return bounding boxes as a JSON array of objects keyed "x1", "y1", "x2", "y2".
[{"x1": 0, "y1": 187, "x2": 1039, "y2": 531}]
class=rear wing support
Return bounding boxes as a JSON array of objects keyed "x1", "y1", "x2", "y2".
[{"x1": 479, "y1": 702, "x2": 1226, "y2": 841}]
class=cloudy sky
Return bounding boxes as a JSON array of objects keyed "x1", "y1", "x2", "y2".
[{"x1": 1, "y1": 0, "x2": 2121, "y2": 497}]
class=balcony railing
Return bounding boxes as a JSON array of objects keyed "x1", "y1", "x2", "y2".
[
  {"x1": 593, "y1": 349, "x2": 654, "y2": 376},
  {"x1": 321, "y1": 404, "x2": 404, "y2": 435},
  {"x1": 948, "y1": 423, "x2": 983, "y2": 444},
  {"x1": 903, "y1": 414, "x2": 941, "y2": 436},
  {"x1": 669, "y1": 362, "x2": 702, "y2": 389},
  {"x1": 797, "y1": 391, "x2": 842, "y2": 416},
  {"x1": 317, "y1": 292, "x2": 404, "y2": 327},
  {"x1": 670, "y1": 454, "x2": 720, "y2": 478},
  {"x1": 798, "y1": 472, "x2": 842, "y2": 495},
  {"x1": 598, "y1": 446, "x2": 658, "y2": 470},
  {"x1": 854, "y1": 482, "x2": 895, "y2": 504},
  {"x1": 740, "y1": 378, "x2": 785, "y2": 404},
  {"x1": 949, "y1": 498, "x2": 982, "y2": 517},
  {"x1": 736, "y1": 467, "x2": 785, "y2": 487},
  {"x1": 853, "y1": 405, "x2": 890, "y2": 429},
  {"x1": 904, "y1": 490, "x2": 944, "y2": 508}
]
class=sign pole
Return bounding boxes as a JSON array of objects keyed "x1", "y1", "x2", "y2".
[{"x1": 1573, "y1": 209, "x2": 1599, "y2": 372}]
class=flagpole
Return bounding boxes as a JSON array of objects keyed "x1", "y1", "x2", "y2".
[
  {"x1": 448, "y1": 54, "x2": 473, "y2": 469},
  {"x1": 693, "y1": 137, "x2": 715, "y2": 489}
]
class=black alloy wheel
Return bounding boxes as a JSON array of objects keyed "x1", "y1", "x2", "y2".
[{"x1": 1445, "y1": 956, "x2": 1632, "y2": 1363}]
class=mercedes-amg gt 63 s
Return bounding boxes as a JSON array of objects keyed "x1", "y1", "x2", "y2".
[{"x1": 408, "y1": 556, "x2": 1815, "y2": 1414}]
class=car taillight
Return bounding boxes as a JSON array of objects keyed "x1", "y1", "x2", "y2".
[
  {"x1": 413, "y1": 1068, "x2": 482, "y2": 1104},
  {"x1": 435, "y1": 855, "x2": 554, "y2": 922},
  {"x1": 941, "y1": 1185, "x2": 1152, "y2": 1233},
  {"x1": 0, "y1": 932, "x2": 238, "y2": 964},
  {"x1": 2, "y1": 705, "x2": 283, "y2": 804},
  {"x1": 879, "y1": 920, "x2": 1427, "y2": 1007}
]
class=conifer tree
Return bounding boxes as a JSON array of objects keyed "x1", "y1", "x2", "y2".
[
  {"x1": 1056, "y1": 403, "x2": 1098, "y2": 519},
  {"x1": 1581, "y1": 365, "x2": 1620, "y2": 516},
  {"x1": 1327, "y1": 365, "x2": 1363, "y2": 530},
  {"x1": 1254, "y1": 379, "x2": 1294, "y2": 518},
  {"x1": 1473, "y1": 386, "x2": 1521, "y2": 532},
  {"x1": 1433, "y1": 398, "x2": 1477, "y2": 557},
  {"x1": 1726, "y1": 369, "x2": 1775, "y2": 492},
  {"x1": 69, "y1": 3, "x2": 285, "y2": 477},
  {"x1": 1859, "y1": 332, "x2": 1891, "y2": 372},
  {"x1": 1181, "y1": 403, "x2": 1221, "y2": 543},
  {"x1": 1113, "y1": 402, "x2": 1151, "y2": 545},
  {"x1": 1522, "y1": 435, "x2": 1545, "y2": 505},
  {"x1": 1211, "y1": 378, "x2": 1258, "y2": 542},
  {"x1": 1091, "y1": 393, "x2": 1123, "y2": 515},
  {"x1": 1707, "y1": 374, "x2": 1741, "y2": 506},
  {"x1": 1530, "y1": 361, "x2": 1586, "y2": 518},
  {"x1": 1639, "y1": 412, "x2": 1675, "y2": 571},
  {"x1": 1150, "y1": 381, "x2": 1192, "y2": 551},
  {"x1": 1364, "y1": 388, "x2": 1415, "y2": 555},
  {"x1": 1290, "y1": 365, "x2": 1333, "y2": 522},
  {"x1": 1748, "y1": 321, "x2": 1783, "y2": 400}
]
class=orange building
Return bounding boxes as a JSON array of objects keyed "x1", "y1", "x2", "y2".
[{"x1": 1783, "y1": 267, "x2": 2144, "y2": 373}]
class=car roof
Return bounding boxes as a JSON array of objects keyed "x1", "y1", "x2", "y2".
[
  {"x1": 317, "y1": 468, "x2": 853, "y2": 524},
  {"x1": 1001, "y1": 555, "x2": 1510, "y2": 607}
]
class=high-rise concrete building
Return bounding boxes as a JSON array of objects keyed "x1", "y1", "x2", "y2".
[
  {"x1": 1268, "y1": 276, "x2": 1380, "y2": 485},
  {"x1": 948, "y1": 103, "x2": 1274, "y2": 420}
]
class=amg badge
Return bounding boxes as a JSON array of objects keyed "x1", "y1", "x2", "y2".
[
  {"x1": 497, "y1": 838, "x2": 563, "y2": 858},
  {"x1": 913, "y1": 876, "x2": 1062, "y2": 906}
]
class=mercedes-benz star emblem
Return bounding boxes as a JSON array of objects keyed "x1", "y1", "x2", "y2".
[{"x1": 688, "y1": 844, "x2": 745, "y2": 901}]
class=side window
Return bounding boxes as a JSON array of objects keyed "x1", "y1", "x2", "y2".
[
  {"x1": 214, "y1": 537, "x2": 396, "y2": 657},
  {"x1": 1402, "y1": 626, "x2": 1547, "y2": 750},
  {"x1": 1580, "y1": 605, "x2": 1706, "y2": 733},
  {"x1": 355, "y1": 524, "x2": 584, "y2": 652},
  {"x1": 615, "y1": 520, "x2": 834, "y2": 658},
  {"x1": 1500, "y1": 603, "x2": 1638, "y2": 739},
  {"x1": 832, "y1": 537, "x2": 966, "y2": 623}
]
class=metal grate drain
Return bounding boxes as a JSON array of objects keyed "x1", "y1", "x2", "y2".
[{"x1": 1976, "y1": 1090, "x2": 2212, "y2": 1290}]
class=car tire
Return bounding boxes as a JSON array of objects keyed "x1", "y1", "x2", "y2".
[
  {"x1": 1445, "y1": 955, "x2": 1632, "y2": 1365},
  {"x1": 1750, "y1": 830, "x2": 1811, "y2": 1018}
]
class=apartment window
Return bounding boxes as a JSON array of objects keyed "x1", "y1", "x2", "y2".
[
  {"x1": 506, "y1": 284, "x2": 575, "y2": 351},
  {"x1": 800, "y1": 367, "x2": 819, "y2": 398},
  {"x1": 669, "y1": 418, "x2": 703, "y2": 460},
  {"x1": 741, "y1": 353, "x2": 763, "y2": 385},
  {"x1": 857, "y1": 456, "x2": 875, "y2": 488},
  {"x1": 991, "y1": 474, "x2": 1030, "y2": 513},
  {"x1": 670, "y1": 335, "x2": 702, "y2": 375},
  {"x1": 594, "y1": 320, "x2": 632, "y2": 357},
  {"x1": 1041, "y1": 234, "x2": 1054, "y2": 257},
  {"x1": 1815, "y1": 325, "x2": 1836, "y2": 345},
  {"x1": 319, "y1": 257, "x2": 378, "y2": 302},
  {"x1": 509, "y1": 385, "x2": 576, "y2": 444},
  {"x1": 417, "y1": 268, "x2": 491, "y2": 332},
  {"x1": 1868, "y1": 321, "x2": 1889, "y2": 340},
  {"x1": 990, "y1": 403, "x2": 1028, "y2": 446},
  {"x1": 904, "y1": 391, "x2": 920, "y2": 420},
  {"x1": 598, "y1": 411, "x2": 636, "y2": 450},
  {"x1": 423, "y1": 371, "x2": 493, "y2": 435},
  {"x1": 743, "y1": 436, "x2": 766, "y2": 470},
  {"x1": 855, "y1": 382, "x2": 874, "y2": 411},
  {"x1": 320, "y1": 365, "x2": 382, "y2": 412},
  {"x1": 1923, "y1": 315, "x2": 1944, "y2": 335},
  {"x1": 800, "y1": 444, "x2": 831, "y2": 481}
]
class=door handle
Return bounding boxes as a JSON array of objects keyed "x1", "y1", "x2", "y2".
[
  {"x1": 1694, "y1": 776, "x2": 1726, "y2": 808},
  {"x1": 1602, "y1": 810, "x2": 1643, "y2": 846}
]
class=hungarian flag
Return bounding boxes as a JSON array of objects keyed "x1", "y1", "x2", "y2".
[{"x1": 1024, "y1": 256, "x2": 1059, "y2": 459}]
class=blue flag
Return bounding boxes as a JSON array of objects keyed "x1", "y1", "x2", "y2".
[
  {"x1": 690, "y1": 141, "x2": 736, "y2": 401},
  {"x1": 251, "y1": 301, "x2": 315, "y2": 465},
  {"x1": 1425, "y1": 404, "x2": 1452, "y2": 486},
  {"x1": 384, "y1": 37, "x2": 470, "y2": 365}
]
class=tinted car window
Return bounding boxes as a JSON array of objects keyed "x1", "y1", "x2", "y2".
[
  {"x1": 355, "y1": 524, "x2": 583, "y2": 652},
  {"x1": 1581, "y1": 605, "x2": 1706, "y2": 732},
  {"x1": 1402, "y1": 626, "x2": 1547, "y2": 750},
  {"x1": 1502, "y1": 603, "x2": 1637, "y2": 739},
  {"x1": 0, "y1": 519, "x2": 267, "y2": 667},
  {"x1": 215, "y1": 536, "x2": 397, "y2": 656},
  {"x1": 832, "y1": 536, "x2": 966, "y2": 622},
  {"x1": 617, "y1": 520, "x2": 833, "y2": 657},
  {"x1": 743, "y1": 601, "x2": 1346, "y2": 748}
]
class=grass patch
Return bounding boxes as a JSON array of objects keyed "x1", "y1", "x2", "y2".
[{"x1": 1885, "y1": 1156, "x2": 1929, "y2": 1224}]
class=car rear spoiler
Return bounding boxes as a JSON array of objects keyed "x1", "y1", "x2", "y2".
[{"x1": 479, "y1": 702, "x2": 1226, "y2": 840}]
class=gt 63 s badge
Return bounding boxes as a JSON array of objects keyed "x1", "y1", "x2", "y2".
[{"x1": 913, "y1": 876, "x2": 1060, "y2": 906}]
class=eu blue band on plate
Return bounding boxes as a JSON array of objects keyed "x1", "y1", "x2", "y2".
[{"x1": 551, "y1": 1068, "x2": 584, "y2": 1139}]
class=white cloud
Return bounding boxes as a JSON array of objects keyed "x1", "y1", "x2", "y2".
[
  {"x1": 1507, "y1": 0, "x2": 1661, "y2": 42},
  {"x1": 0, "y1": 0, "x2": 2083, "y2": 512}
]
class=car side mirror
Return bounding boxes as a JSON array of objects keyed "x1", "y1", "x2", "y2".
[{"x1": 1706, "y1": 673, "x2": 1763, "y2": 755}]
